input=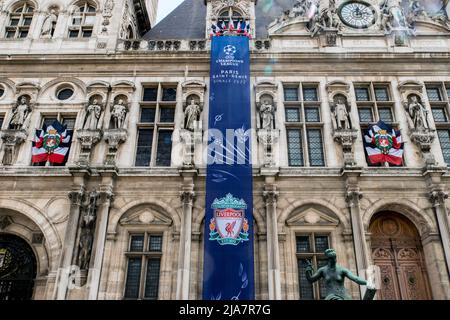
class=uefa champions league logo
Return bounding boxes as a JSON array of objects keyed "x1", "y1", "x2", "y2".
[{"x1": 223, "y1": 45, "x2": 237, "y2": 60}]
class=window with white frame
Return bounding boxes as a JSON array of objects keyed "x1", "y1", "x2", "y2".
[
  {"x1": 135, "y1": 84, "x2": 176, "y2": 167},
  {"x1": 284, "y1": 83, "x2": 325, "y2": 167},
  {"x1": 68, "y1": 2, "x2": 96, "y2": 38},
  {"x1": 5, "y1": 2, "x2": 35, "y2": 39},
  {"x1": 426, "y1": 83, "x2": 450, "y2": 165},
  {"x1": 124, "y1": 233, "x2": 163, "y2": 300}
]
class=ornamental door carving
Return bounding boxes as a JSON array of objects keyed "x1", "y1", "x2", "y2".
[{"x1": 369, "y1": 212, "x2": 432, "y2": 300}]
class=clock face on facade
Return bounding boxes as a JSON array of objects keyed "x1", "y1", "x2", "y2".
[{"x1": 339, "y1": 1, "x2": 376, "y2": 29}]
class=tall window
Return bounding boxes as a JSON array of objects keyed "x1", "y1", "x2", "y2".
[
  {"x1": 5, "y1": 3, "x2": 35, "y2": 39},
  {"x1": 68, "y1": 2, "x2": 96, "y2": 38},
  {"x1": 354, "y1": 83, "x2": 395, "y2": 125},
  {"x1": 124, "y1": 233, "x2": 163, "y2": 300},
  {"x1": 426, "y1": 83, "x2": 450, "y2": 164},
  {"x1": 296, "y1": 233, "x2": 330, "y2": 300},
  {"x1": 135, "y1": 84, "x2": 176, "y2": 167},
  {"x1": 284, "y1": 84, "x2": 325, "y2": 167}
]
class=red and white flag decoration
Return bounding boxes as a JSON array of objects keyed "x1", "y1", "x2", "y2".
[
  {"x1": 32, "y1": 120, "x2": 72, "y2": 165},
  {"x1": 364, "y1": 121, "x2": 404, "y2": 166}
]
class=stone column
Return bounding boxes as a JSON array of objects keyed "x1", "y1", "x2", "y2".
[
  {"x1": 54, "y1": 185, "x2": 85, "y2": 300},
  {"x1": 87, "y1": 185, "x2": 114, "y2": 300},
  {"x1": 264, "y1": 184, "x2": 282, "y2": 300},
  {"x1": 429, "y1": 189, "x2": 450, "y2": 277},
  {"x1": 176, "y1": 174, "x2": 196, "y2": 300},
  {"x1": 345, "y1": 188, "x2": 370, "y2": 298}
]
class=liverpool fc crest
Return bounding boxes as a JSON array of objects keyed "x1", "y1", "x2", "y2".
[{"x1": 209, "y1": 193, "x2": 249, "y2": 246}]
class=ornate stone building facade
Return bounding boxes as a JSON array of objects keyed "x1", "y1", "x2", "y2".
[{"x1": 0, "y1": 0, "x2": 450, "y2": 300}]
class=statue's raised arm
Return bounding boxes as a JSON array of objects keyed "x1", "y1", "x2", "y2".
[{"x1": 305, "y1": 259, "x2": 323, "y2": 283}]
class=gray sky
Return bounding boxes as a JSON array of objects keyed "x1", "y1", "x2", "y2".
[{"x1": 156, "y1": 0, "x2": 185, "y2": 23}]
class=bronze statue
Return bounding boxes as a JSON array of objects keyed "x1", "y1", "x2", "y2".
[{"x1": 306, "y1": 248, "x2": 376, "y2": 300}]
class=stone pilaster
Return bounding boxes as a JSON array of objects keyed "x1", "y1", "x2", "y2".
[
  {"x1": 87, "y1": 184, "x2": 114, "y2": 300},
  {"x1": 263, "y1": 182, "x2": 281, "y2": 300},
  {"x1": 54, "y1": 184, "x2": 86, "y2": 300},
  {"x1": 176, "y1": 170, "x2": 196, "y2": 300},
  {"x1": 344, "y1": 169, "x2": 369, "y2": 298},
  {"x1": 429, "y1": 189, "x2": 450, "y2": 277}
]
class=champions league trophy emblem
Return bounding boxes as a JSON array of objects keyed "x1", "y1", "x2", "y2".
[{"x1": 223, "y1": 45, "x2": 237, "y2": 60}]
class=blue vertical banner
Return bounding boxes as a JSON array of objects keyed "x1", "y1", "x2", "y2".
[{"x1": 203, "y1": 36, "x2": 254, "y2": 300}]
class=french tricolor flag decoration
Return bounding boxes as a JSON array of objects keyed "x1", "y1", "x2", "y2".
[
  {"x1": 32, "y1": 120, "x2": 73, "y2": 165},
  {"x1": 364, "y1": 121, "x2": 404, "y2": 166}
]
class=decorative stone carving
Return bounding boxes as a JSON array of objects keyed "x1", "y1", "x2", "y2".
[
  {"x1": 259, "y1": 98, "x2": 275, "y2": 130},
  {"x1": 76, "y1": 130, "x2": 102, "y2": 166},
  {"x1": 103, "y1": 129, "x2": 127, "y2": 166},
  {"x1": 0, "y1": 215, "x2": 13, "y2": 230},
  {"x1": 180, "y1": 129, "x2": 202, "y2": 168},
  {"x1": 0, "y1": 129, "x2": 27, "y2": 166},
  {"x1": 308, "y1": 0, "x2": 342, "y2": 46},
  {"x1": 429, "y1": 189, "x2": 449, "y2": 207},
  {"x1": 41, "y1": 9, "x2": 58, "y2": 39},
  {"x1": 331, "y1": 94, "x2": 351, "y2": 130},
  {"x1": 83, "y1": 99, "x2": 104, "y2": 131},
  {"x1": 77, "y1": 190, "x2": 99, "y2": 271},
  {"x1": 327, "y1": 81, "x2": 358, "y2": 167},
  {"x1": 101, "y1": 0, "x2": 115, "y2": 33},
  {"x1": 184, "y1": 99, "x2": 202, "y2": 132},
  {"x1": 258, "y1": 129, "x2": 279, "y2": 168},
  {"x1": 110, "y1": 99, "x2": 128, "y2": 130},
  {"x1": 345, "y1": 189, "x2": 363, "y2": 208},
  {"x1": 8, "y1": 95, "x2": 33, "y2": 130},
  {"x1": 399, "y1": 81, "x2": 436, "y2": 166}
]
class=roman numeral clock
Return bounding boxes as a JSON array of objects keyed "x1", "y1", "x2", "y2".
[{"x1": 339, "y1": 1, "x2": 377, "y2": 29}]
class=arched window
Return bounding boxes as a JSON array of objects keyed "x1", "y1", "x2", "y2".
[
  {"x1": 5, "y1": 2, "x2": 35, "y2": 39},
  {"x1": 68, "y1": 2, "x2": 96, "y2": 38},
  {"x1": 218, "y1": 8, "x2": 243, "y2": 29}
]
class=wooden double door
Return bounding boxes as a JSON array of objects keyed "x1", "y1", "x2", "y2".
[{"x1": 369, "y1": 212, "x2": 432, "y2": 300}]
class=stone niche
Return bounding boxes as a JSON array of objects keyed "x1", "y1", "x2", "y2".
[
  {"x1": 326, "y1": 80, "x2": 358, "y2": 168},
  {"x1": 398, "y1": 80, "x2": 436, "y2": 166}
]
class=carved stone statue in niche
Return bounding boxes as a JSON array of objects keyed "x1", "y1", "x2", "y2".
[
  {"x1": 111, "y1": 99, "x2": 128, "y2": 129},
  {"x1": 78, "y1": 191, "x2": 98, "y2": 270},
  {"x1": 83, "y1": 99, "x2": 103, "y2": 130},
  {"x1": 41, "y1": 9, "x2": 58, "y2": 38},
  {"x1": 260, "y1": 98, "x2": 275, "y2": 130},
  {"x1": 407, "y1": 94, "x2": 429, "y2": 130},
  {"x1": 9, "y1": 96, "x2": 32, "y2": 130},
  {"x1": 332, "y1": 95, "x2": 351, "y2": 130},
  {"x1": 184, "y1": 99, "x2": 201, "y2": 131}
]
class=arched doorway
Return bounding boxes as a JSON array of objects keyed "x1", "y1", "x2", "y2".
[
  {"x1": 0, "y1": 234, "x2": 37, "y2": 300},
  {"x1": 369, "y1": 212, "x2": 432, "y2": 300}
]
